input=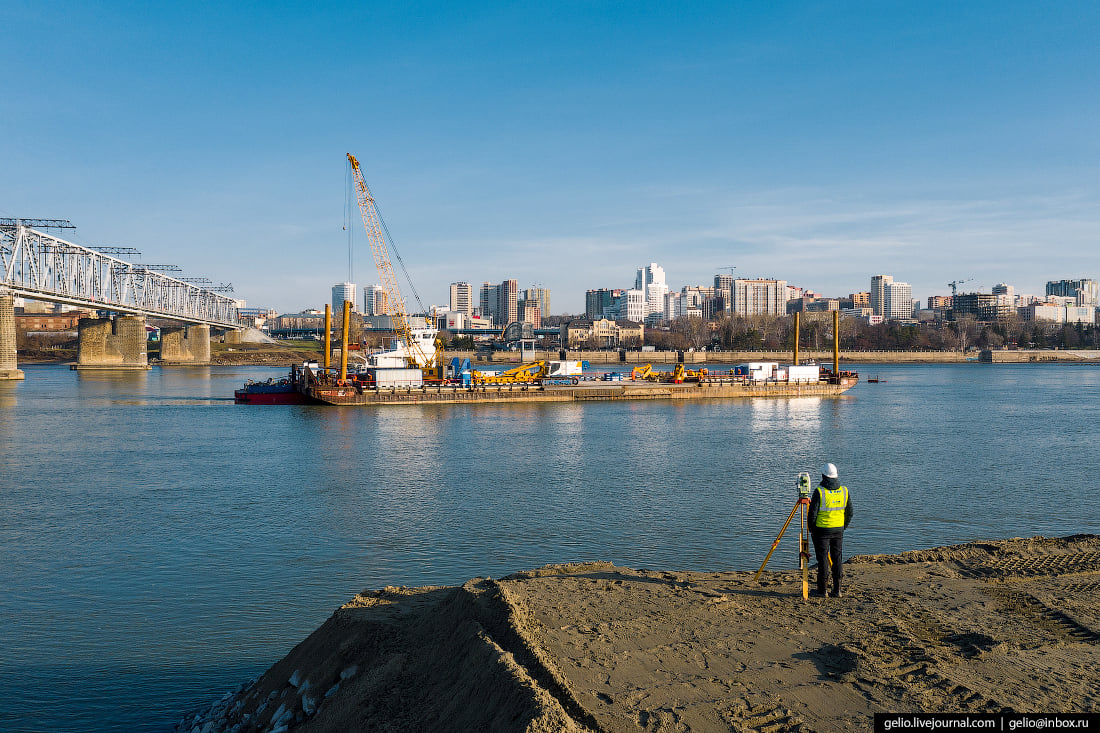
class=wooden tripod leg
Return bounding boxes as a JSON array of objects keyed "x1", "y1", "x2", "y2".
[{"x1": 754, "y1": 502, "x2": 800, "y2": 581}]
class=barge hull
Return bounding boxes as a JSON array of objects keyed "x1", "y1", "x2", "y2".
[{"x1": 303, "y1": 378, "x2": 857, "y2": 406}]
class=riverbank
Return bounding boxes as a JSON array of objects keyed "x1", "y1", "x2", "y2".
[
  {"x1": 13, "y1": 346, "x2": 1100, "y2": 367},
  {"x1": 177, "y1": 534, "x2": 1100, "y2": 732},
  {"x1": 462, "y1": 348, "x2": 1100, "y2": 365}
]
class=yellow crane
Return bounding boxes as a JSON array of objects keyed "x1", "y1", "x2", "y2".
[{"x1": 347, "y1": 153, "x2": 442, "y2": 377}]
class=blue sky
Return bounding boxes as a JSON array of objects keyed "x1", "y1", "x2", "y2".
[{"x1": 2, "y1": 1, "x2": 1097, "y2": 313}]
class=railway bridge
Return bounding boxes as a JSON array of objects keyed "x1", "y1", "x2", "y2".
[{"x1": 1, "y1": 219, "x2": 240, "y2": 380}]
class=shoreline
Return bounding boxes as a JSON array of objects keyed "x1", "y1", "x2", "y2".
[
  {"x1": 12, "y1": 347, "x2": 1100, "y2": 368},
  {"x1": 177, "y1": 534, "x2": 1100, "y2": 732}
]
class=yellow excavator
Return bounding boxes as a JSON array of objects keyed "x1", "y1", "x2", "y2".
[
  {"x1": 472, "y1": 360, "x2": 549, "y2": 385},
  {"x1": 630, "y1": 363, "x2": 655, "y2": 380}
]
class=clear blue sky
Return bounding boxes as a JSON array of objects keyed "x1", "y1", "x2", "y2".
[{"x1": 3, "y1": 1, "x2": 1097, "y2": 313}]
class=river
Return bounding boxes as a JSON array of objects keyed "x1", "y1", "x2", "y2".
[{"x1": 1, "y1": 363, "x2": 1097, "y2": 732}]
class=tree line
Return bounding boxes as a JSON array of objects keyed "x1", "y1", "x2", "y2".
[
  {"x1": 436, "y1": 312, "x2": 1098, "y2": 352},
  {"x1": 645, "y1": 314, "x2": 1098, "y2": 352}
]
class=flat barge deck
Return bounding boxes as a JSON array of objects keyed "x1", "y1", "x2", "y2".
[{"x1": 299, "y1": 373, "x2": 858, "y2": 406}]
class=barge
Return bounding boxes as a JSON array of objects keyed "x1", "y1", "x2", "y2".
[
  {"x1": 238, "y1": 309, "x2": 858, "y2": 407},
  {"x1": 297, "y1": 367, "x2": 858, "y2": 406}
]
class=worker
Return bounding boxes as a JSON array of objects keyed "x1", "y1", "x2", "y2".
[{"x1": 808, "y1": 462, "x2": 853, "y2": 598}]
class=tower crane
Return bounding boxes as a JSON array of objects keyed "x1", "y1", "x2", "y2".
[
  {"x1": 346, "y1": 153, "x2": 440, "y2": 375},
  {"x1": 948, "y1": 279, "x2": 973, "y2": 305}
]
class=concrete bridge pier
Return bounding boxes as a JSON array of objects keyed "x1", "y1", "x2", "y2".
[
  {"x1": 160, "y1": 325, "x2": 211, "y2": 365},
  {"x1": 0, "y1": 291, "x2": 25, "y2": 380},
  {"x1": 75, "y1": 316, "x2": 150, "y2": 370}
]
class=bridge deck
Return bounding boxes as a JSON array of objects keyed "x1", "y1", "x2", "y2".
[{"x1": 1, "y1": 224, "x2": 238, "y2": 327}]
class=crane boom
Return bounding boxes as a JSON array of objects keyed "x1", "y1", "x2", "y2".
[{"x1": 346, "y1": 153, "x2": 430, "y2": 370}]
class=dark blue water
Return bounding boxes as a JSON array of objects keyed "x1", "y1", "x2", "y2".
[{"x1": 1, "y1": 363, "x2": 1098, "y2": 731}]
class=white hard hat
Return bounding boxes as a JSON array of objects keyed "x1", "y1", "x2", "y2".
[{"x1": 821, "y1": 463, "x2": 838, "y2": 478}]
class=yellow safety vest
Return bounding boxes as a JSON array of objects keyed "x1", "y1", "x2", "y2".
[{"x1": 815, "y1": 485, "x2": 848, "y2": 529}]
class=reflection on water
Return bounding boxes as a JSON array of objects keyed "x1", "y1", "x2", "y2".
[
  {"x1": 1, "y1": 363, "x2": 1099, "y2": 732},
  {"x1": 0, "y1": 382, "x2": 17, "y2": 409}
]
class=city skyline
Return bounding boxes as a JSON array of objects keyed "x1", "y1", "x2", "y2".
[
  {"x1": 2, "y1": 3, "x2": 1097, "y2": 313},
  {"x1": 346, "y1": 264, "x2": 1084, "y2": 323}
]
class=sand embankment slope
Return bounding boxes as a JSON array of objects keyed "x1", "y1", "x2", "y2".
[{"x1": 180, "y1": 535, "x2": 1100, "y2": 732}]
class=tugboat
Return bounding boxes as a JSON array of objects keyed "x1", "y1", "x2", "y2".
[{"x1": 234, "y1": 364, "x2": 316, "y2": 404}]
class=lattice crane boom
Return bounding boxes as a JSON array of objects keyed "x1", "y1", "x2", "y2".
[{"x1": 346, "y1": 153, "x2": 430, "y2": 369}]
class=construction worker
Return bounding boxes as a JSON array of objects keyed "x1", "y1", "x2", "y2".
[{"x1": 808, "y1": 462, "x2": 853, "y2": 598}]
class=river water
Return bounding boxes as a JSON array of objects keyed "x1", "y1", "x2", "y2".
[{"x1": 1, "y1": 363, "x2": 1098, "y2": 731}]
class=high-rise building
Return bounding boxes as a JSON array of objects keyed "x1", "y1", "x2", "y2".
[
  {"x1": 870, "y1": 275, "x2": 893, "y2": 317},
  {"x1": 635, "y1": 263, "x2": 667, "y2": 319},
  {"x1": 620, "y1": 289, "x2": 647, "y2": 323},
  {"x1": 679, "y1": 286, "x2": 713, "y2": 319},
  {"x1": 497, "y1": 279, "x2": 518, "y2": 326},
  {"x1": 480, "y1": 282, "x2": 498, "y2": 324},
  {"x1": 954, "y1": 292, "x2": 1011, "y2": 321},
  {"x1": 521, "y1": 301, "x2": 541, "y2": 328},
  {"x1": 927, "y1": 295, "x2": 952, "y2": 311},
  {"x1": 663, "y1": 291, "x2": 682, "y2": 321},
  {"x1": 714, "y1": 274, "x2": 734, "y2": 314},
  {"x1": 586, "y1": 288, "x2": 619, "y2": 319},
  {"x1": 731, "y1": 279, "x2": 788, "y2": 316},
  {"x1": 449, "y1": 282, "x2": 473, "y2": 319},
  {"x1": 851, "y1": 292, "x2": 870, "y2": 308},
  {"x1": 1046, "y1": 279, "x2": 1098, "y2": 307},
  {"x1": 332, "y1": 282, "x2": 358, "y2": 315},
  {"x1": 363, "y1": 284, "x2": 387, "y2": 315},
  {"x1": 883, "y1": 281, "x2": 913, "y2": 320},
  {"x1": 522, "y1": 287, "x2": 550, "y2": 322}
]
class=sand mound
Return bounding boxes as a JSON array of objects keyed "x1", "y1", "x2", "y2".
[
  {"x1": 178, "y1": 536, "x2": 1100, "y2": 732},
  {"x1": 237, "y1": 328, "x2": 279, "y2": 344}
]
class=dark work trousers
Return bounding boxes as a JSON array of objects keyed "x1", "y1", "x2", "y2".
[{"x1": 811, "y1": 531, "x2": 843, "y2": 592}]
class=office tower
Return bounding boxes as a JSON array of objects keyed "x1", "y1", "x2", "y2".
[
  {"x1": 480, "y1": 282, "x2": 498, "y2": 324},
  {"x1": 449, "y1": 282, "x2": 473, "y2": 319},
  {"x1": 497, "y1": 279, "x2": 518, "y2": 326},
  {"x1": 870, "y1": 275, "x2": 893, "y2": 317},
  {"x1": 884, "y1": 281, "x2": 913, "y2": 320},
  {"x1": 635, "y1": 263, "x2": 668, "y2": 318},
  {"x1": 332, "y1": 282, "x2": 358, "y2": 315},
  {"x1": 586, "y1": 288, "x2": 618, "y2": 319},
  {"x1": 363, "y1": 284, "x2": 387, "y2": 315},
  {"x1": 1046, "y1": 279, "x2": 1098, "y2": 306}
]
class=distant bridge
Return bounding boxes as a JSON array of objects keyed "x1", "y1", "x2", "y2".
[
  {"x1": 1, "y1": 219, "x2": 241, "y2": 378},
  {"x1": 0, "y1": 221, "x2": 238, "y2": 327}
]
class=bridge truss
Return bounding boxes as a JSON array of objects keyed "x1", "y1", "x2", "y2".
[{"x1": 0, "y1": 223, "x2": 238, "y2": 327}]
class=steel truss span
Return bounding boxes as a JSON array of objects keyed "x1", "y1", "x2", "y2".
[{"x1": 0, "y1": 225, "x2": 238, "y2": 327}]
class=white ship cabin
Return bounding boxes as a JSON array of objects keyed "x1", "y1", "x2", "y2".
[{"x1": 366, "y1": 327, "x2": 438, "y2": 368}]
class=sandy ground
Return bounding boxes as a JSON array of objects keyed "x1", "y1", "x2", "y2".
[{"x1": 179, "y1": 535, "x2": 1100, "y2": 732}]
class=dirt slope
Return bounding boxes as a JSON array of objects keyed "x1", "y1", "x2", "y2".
[{"x1": 178, "y1": 535, "x2": 1100, "y2": 732}]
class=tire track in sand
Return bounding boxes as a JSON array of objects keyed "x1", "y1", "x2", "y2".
[{"x1": 955, "y1": 551, "x2": 1100, "y2": 580}]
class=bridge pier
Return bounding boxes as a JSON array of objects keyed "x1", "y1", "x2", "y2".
[
  {"x1": 0, "y1": 291, "x2": 25, "y2": 380},
  {"x1": 160, "y1": 325, "x2": 211, "y2": 365},
  {"x1": 75, "y1": 316, "x2": 150, "y2": 370}
]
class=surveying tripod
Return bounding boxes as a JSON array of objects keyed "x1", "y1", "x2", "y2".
[{"x1": 753, "y1": 473, "x2": 813, "y2": 600}]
